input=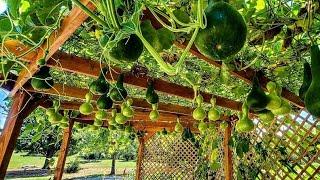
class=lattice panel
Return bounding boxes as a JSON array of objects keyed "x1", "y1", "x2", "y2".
[
  {"x1": 249, "y1": 109, "x2": 320, "y2": 179},
  {"x1": 140, "y1": 133, "x2": 200, "y2": 179}
]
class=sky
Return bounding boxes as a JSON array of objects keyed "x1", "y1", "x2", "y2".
[{"x1": 0, "y1": 88, "x2": 9, "y2": 129}]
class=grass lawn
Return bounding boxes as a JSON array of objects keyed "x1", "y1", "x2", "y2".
[
  {"x1": 7, "y1": 152, "x2": 136, "y2": 179},
  {"x1": 8, "y1": 152, "x2": 46, "y2": 169}
]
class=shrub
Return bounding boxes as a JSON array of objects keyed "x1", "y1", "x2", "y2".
[{"x1": 65, "y1": 160, "x2": 80, "y2": 173}]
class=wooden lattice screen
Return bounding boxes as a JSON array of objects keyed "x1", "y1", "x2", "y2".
[
  {"x1": 247, "y1": 109, "x2": 320, "y2": 179},
  {"x1": 139, "y1": 133, "x2": 201, "y2": 179}
]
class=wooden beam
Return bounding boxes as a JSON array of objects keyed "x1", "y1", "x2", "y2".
[
  {"x1": 54, "y1": 119, "x2": 75, "y2": 180},
  {"x1": 0, "y1": 92, "x2": 40, "y2": 178},
  {"x1": 9, "y1": 0, "x2": 95, "y2": 96},
  {"x1": 136, "y1": 137, "x2": 145, "y2": 180},
  {"x1": 223, "y1": 121, "x2": 233, "y2": 180},
  {"x1": 26, "y1": 83, "x2": 227, "y2": 120},
  {"x1": 175, "y1": 42, "x2": 304, "y2": 108},
  {"x1": 45, "y1": 52, "x2": 243, "y2": 111}
]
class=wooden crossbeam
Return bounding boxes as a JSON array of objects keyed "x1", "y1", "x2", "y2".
[
  {"x1": 25, "y1": 83, "x2": 213, "y2": 117},
  {"x1": 40, "y1": 52, "x2": 243, "y2": 111},
  {"x1": 7, "y1": 0, "x2": 95, "y2": 96}
]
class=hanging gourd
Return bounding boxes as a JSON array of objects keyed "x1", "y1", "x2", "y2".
[
  {"x1": 95, "y1": 109, "x2": 107, "y2": 120},
  {"x1": 258, "y1": 109, "x2": 274, "y2": 125},
  {"x1": 31, "y1": 66, "x2": 54, "y2": 90},
  {"x1": 194, "y1": 1, "x2": 247, "y2": 59},
  {"x1": 246, "y1": 76, "x2": 270, "y2": 111},
  {"x1": 46, "y1": 101, "x2": 63, "y2": 124},
  {"x1": 60, "y1": 110, "x2": 69, "y2": 128},
  {"x1": 208, "y1": 97, "x2": 220, "y2": 121},
  {"x1": 89, "y1": 67, "x2": 110, "y2": 95},
  {"x1": 192, "y1": 94, "x2": 206, "y2": 121},
  {"x1": 96, "y1": 94, "x2": 113, "y2": 110},
  {"x1": 299, "y1": 62, "x2": 312, "y2": 101},
  {"x1": 305, "y1": 45, "x2": 320, "y2": 117},
  {"x1": 122, "y1": 98, "x2": 134, "y2": 118},
  {"x1": 109, "y1": 73, "x2": 127, "y2": 102},
  {"x1": 149, "y1": 103, "x2": 160, "y2": 121},
  {"x1": 265, "y1": 82, "x2": 282, "y2": 111},
  {"x1": 79, "y1": 92, "x2": 94, "y2": 115},
  {"x1": 174, "y1": 118, "x2": 183, "y2": 133},
  {"x1": 146, "y1": 80, "x2": 159, "y2": 104},
  {"x1": 236, "y1": 102, "x2": 254, "y2": 133},
  {"x1": 198, "y1": 121, "x2": 208, "y2": 134}
]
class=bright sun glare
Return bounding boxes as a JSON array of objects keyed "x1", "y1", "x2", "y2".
[{"x1": 0, "y1": 0, "x2": 7, "y2": 14}]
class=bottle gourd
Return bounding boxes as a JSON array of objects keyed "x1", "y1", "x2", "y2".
[{"x1": 305, "y1": 45, "x2": 320, "y2": 117}]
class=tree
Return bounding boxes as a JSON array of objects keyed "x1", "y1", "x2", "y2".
[
  {"x1": 16, "y1": 108, "x2": 72, "y2": 169},
  {"x1": 73, "y1": 126, "x2": 138, "y2": 175}
]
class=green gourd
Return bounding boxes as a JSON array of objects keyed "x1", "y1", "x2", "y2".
[
  {"x1": 271, "y1": 100, "x2": 291, "y2": 115},
  {"x1": 258, "y1": 109, "x2": 274, "y2": 124},
  {"x1": 246, "y1": 77, "x2": 270, "y2": 111},
  {"x1": 110, "y1": 73, "x2": 127, "y2": 102},
  {"x1": 95, "y1": 109, "x2": 107, "y2": 120},
  {"x1": 198, "y1": 121, "x2": 208, "y2": 134},
  {"x1": 31, "y1": 66, "x2": 54, "y2": 90},
  {"x1": 115, "y1": 113, "x2": 128, "y2": 124},
  {"x1": 299, "y1": 62, "x2": 312, "y2": 101},
  {"x1": 305, "y1": 63, "x2": 320, "y2": 114},
  {"x1": 79, "y1": 92, "x2": 94, "y2": 115},
  {"x1": 174, "y1": 119, "x2": 183, "y2": 133},
  {"x1": 96, "y1": 94, "x2": 113, "y2": 110},
  {"x1": 122, "y1": 99, "x2": 134, "y2": 118},
  {"x1": 192, "y1": 95, "x2": 206, "y2": 121},
  {"x1": 266, "y1": 82, "x2": 282, "y2": 110},
  {"x1": 236, "y1": 102, "x2": 254, "y2": 132},
  {"x1": 146, "y1": 80, "x2": 159, "y2": 104},
  {"x1": 89, "y1": 67, "x2": 109, "y2": 95},
  {"x1": 208, "y1": 98, "x2": 220, "y2": 121}
]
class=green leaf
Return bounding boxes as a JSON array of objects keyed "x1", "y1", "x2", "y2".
[
  {"x1": 157, "y1": 28, "x2": 175, "y2": 50},
  {"x1": 0, "y1": 17, "x2": 14, "y2": 36},
  {"x1": 7, "y1": 0, "x2": 21, "y2": 19},
  {"x1": 31, "y1": 133, "x2": 42, "y2": 143}
]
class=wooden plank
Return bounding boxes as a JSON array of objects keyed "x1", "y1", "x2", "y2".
[
  {"x1": 45, "y1": 52, "x2": 243, "y2": 111},
  {"x1": 223, "y1": 121, "x2": 232, "y2": 180},
  {"x1": 9, "y1": 0, "x2": 95, "y2": 96},
  {"x1": 0, "y1": 92, "x2": 40, "y2": 178},
  {"x1": 136, "y1": 137, "x2": 145, "y2": 180},
  {"x1": 26, "y1": 83, "x2": 228, "y2": 120},
  {"x1": 54, "y1": 119, "x2": 75, "y2": 180}
]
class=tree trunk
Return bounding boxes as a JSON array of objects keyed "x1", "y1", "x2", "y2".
[
  {"x1": 110, "y1": 153, "x2": 116, "y2": 175},
  {"x1": 42, "y1": 158, "x2": 51, "y2": 169}
]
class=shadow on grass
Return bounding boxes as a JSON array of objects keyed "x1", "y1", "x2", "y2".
[
  {"x1": 64, "y1": 174, "x2": 125, "y2": 180},
  {"x1": 78, "y1": 159, "x2": 102, "y2": 164}
]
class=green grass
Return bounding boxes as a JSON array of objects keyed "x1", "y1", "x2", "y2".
[
  {"x1": 8, "y1": 152, "x2": 46, "y2": 169},
  {"x1": 7, "y1": 152, "x2": 136, "y2": 179}
]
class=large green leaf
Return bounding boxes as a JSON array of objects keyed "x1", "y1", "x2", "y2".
[{"x1": 6, "y1": 0, "x2": 21, "y2": 19}]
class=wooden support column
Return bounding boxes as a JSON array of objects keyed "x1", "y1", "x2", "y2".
[
  {"x1": 0, "y1": 91, "x2": 38, "y2": 178},
  {"x1": 54, "y1": 119, "x2": 74, "y2": 180},
  {"x1": 223, "y1": 122, "x2": 233, "y2": 180},
  {"x1": 135, "y1": 137, "x2": 145, "y2": 180}
]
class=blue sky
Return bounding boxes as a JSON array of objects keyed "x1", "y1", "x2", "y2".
[{"x1": 0, "y1": 88, "x2": 9, "y2": 129}]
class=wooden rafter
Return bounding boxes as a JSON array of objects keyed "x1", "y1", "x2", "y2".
[
  {"x1": 25, "y1": 51, "x2": 242, "y2": 111},
  {"x1": 7, "y1": 0, "x2": 95, "y2": 96}
]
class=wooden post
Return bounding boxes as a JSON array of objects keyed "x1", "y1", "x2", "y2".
[
  {"x1": 54, "y1": 119, "x2": 74, "y2": 180},
  {"x1": 223, "y1": 122, "x2": 233, "y2": 180},
  {"x1": 135, "y1": 137, "x2": 145, "y2": 180},
  {"x1": 0, "y1": 91, "x2": 38, "y2": 178}
]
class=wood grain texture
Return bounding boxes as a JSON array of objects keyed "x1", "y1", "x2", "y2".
[
  {"x1": 0, "y1": 92, "x2": 40, "y2": 178},
  {"x1": 223, "y1": 122, "x2": 233, "y2": 180},
  {"x1": 9, "y1": 0, "x2": 95, "y2": 96},
  {"x1": 54, "y1": 119, "x2": 74, "y2": 180}
]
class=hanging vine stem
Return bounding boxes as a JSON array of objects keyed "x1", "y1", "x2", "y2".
[{"x1": 71, "y1": 0, "x2": 206, "y2": 76}]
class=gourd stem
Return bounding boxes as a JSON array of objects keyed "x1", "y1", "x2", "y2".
[
  {"x1": 175, "y1": 27, "x2": 200, "y2": 73},
  {"x1": 106, "y1": 0, "x2": 121, "y2": 30},
  {"x1": 72, "y1": 0, "x2": 109, "y2": 27},
  {"x1": 135, "y1": 32, "x2": 176, "y2": 75}
]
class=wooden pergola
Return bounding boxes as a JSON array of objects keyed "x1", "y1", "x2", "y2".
[{"x1": 0, "y1": 0, "x2": 305, "y2": 179}]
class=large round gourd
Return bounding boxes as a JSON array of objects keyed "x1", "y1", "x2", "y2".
[
  {"x1": 305, "y1": 45, "x2": 320, "y2": 117},
  {"x1": 194, "y1": 2, "x2": 247, "y2": 59}
]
